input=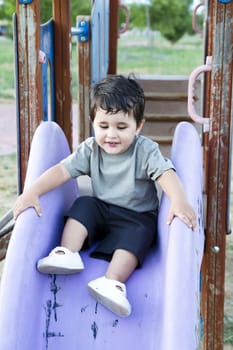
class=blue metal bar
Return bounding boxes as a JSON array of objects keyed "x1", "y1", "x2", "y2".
[
  {"x1": 40, "y1": 19, "x2": 55, "y2": 122},
  {"x1": 91, "y1": 0, "x2": 109, "y2": 84},
  {"x1": 71, "y1": 19, "x2": 89, "y2": 42},
  {"x1": 18, "y1": 0, "x2": 33, "y2": 4}
]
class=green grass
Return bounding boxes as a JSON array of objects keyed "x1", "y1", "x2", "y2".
[
  {"x1": 0, "y1": 32, "x2": 203, "y2": 102},
  {"x1": 0, "y1": 37, "x2": 15, "y2": 101},
  {"x1": 224, "y1": 315, "x2": 233, "y2": 344},
  {"x1": 0, "y1": 154, "x2": 17, "y2": 217},
  {"x1": 117, "y1": 31, "x2": 203, "y2": 75},
  {"x1": 118, "y1": 45, "x2": 203, "y2": 75}
]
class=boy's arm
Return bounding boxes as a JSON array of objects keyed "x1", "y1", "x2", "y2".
[
  {"x1": 156, "y1": 169, "x2": 196, "y2": 230},
  {"x1": 13, "y1": 163, "x2": 71, "y2": 220}
]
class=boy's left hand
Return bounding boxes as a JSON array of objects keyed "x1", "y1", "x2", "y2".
[{"x1": 167, "y1": 200, "x2": 196, "y2": 230}]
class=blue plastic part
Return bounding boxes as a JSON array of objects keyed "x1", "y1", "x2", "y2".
[
  {"x1": 218, "y1": 0, "x2": 232, "y2": 3},
  {"x1": 71, "y1": 20, "x2": 89, "y2": 43},
  {"x1": 91, "y1": 0, "x2": 110, "y2": 84},
  {"x1": 18, "y1": 0, "x2": 33, "y2": 4},
  {"x1": 40, "y1": 19, "x2": 55, "y2": 122},
  {"x1": 200, "y1": 316, "x2": 205, "y2": 341}
]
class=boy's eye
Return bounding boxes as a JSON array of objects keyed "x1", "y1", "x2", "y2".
[
  {"x1": 99, "y1": 124, "x2": 108, "y2": 129},
  {"x1": 117, "y1": 123, "x2": 128, "y2": 130},
  {"x1": 98, "y1": 124, "x2": 127, "y2": 130}
]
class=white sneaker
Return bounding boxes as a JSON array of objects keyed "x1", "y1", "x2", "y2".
[
  {"x1": 37, "y1": 246, "x2": 84, "y2": 274},
  {"x1": 87, "y1": 276, "x2": 131, "y2": 317}
]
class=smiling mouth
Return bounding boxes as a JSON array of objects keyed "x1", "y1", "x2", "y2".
[{"x1": 105, "y1": 141, "x2": 120, "y2": 146}]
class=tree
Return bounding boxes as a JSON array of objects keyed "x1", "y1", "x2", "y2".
[
  {"x1": 40, "y1": 0, "x2": 91, "y2": 24},
  {"x1": 0, "y1": 0, "x2": 15, "y2": 21},
  {"x1": 70, "y1": 1, "x2": 92, "y2": 26},
  {"x1": 0, "y1": 0, "x2": 194, "y2": 44},
  {"x1": 121, "y1": 0, "x2": 193, "y2": 43},
  {"x1": 149, "y1": 0, "x2": 193, "y2": 43},
  {"x1": 0, "y1": 0, "x2": 91, "y2": 25},
  {"x1": 120, "y1": 4, "x2": 147, "y2": 30}
]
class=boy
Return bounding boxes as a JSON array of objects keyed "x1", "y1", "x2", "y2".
[{"x1": 13, "y1": 75, "x2": 196, "y2": 318}]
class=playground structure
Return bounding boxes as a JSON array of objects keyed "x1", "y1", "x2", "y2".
[{"x1": 0, "y1": 0, "x2": 233, "y2": 349}]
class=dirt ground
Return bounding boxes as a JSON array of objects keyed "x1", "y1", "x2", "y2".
[{"x1": 0, "y1": 103, "x2": 232, "y2": 348}]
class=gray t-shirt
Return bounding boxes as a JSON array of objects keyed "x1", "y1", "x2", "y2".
[{"x1": 61, "y1": 135, "x2": 174, "y2": 213}]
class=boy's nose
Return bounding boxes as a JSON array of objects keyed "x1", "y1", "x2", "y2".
[{"x1": 107, "y1": 128, "x2": 117, "y2": 138}]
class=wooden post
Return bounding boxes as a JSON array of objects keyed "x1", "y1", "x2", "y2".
[
  {"x1": 16, "y1": 0, "x2": 42, "y2": 192},
  {"x1": 202, "y1": 1, "x2": 233, "y2": 349},
  {"x1": 52, "y1": 0, "x2": 73, "y2": 149},
  {"x1": 108, "y1": 0, "x2": 119, "y2": 74}
]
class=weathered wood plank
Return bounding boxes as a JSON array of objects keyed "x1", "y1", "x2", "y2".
[
  {"x1": 16, "y1": 0, "x2": 42, "y2": 191},
  {"x1": 108, "y1": 0, "x2": 119, "y2": 74},
  {"x1": 202, "y1": 2, "x2": 233, "y2": 349},
  {"x1": 53, "y1": 0, "x2": 72, "y2": 149}
]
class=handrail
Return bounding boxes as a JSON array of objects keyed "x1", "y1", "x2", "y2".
[
  {"x1": 118, "y1": 1, "x2": 130, "y2": 35},
  {"x1": 188, "y1": 56, "x2": 212, "y2": 132},
  {"x1": 192, "y1": 2, "x2": 204, "y2": 36},
  {"x1": 38, "y1": 50, "x2": 46, "y2": 64},
  {"x1": 0, "y1": 209, "x2": 13, "y2": 231},
  {"x1": 0, "y1": 209, "x2": 14, "y2": 238}
]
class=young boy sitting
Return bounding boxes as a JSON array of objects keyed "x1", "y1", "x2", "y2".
[{"x1": 13, "y1": 74, "x2": 196, "y2": 318}]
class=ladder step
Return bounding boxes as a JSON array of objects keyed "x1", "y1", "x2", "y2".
[
  {"x1": 144, "y1": 114, "x2": 190, "y2": 122},
  {"x1": 144, "y1": 92, "x2": 188, "y2": 101},
  {"x1": 145, "y1": 135, "x2": 173, "y2": 144}
]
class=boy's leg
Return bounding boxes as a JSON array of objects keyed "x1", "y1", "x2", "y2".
[
  {"x1": 61, "y1": 218, "x2": 88, "y2": 252},
  {"x1": 37, "y1": 218, "x2": 87, "y2": 274},
  {"x1": 88, "y1": 249, "x2": 137, "y2": 317},
  {"x1": 105, "y1": 248, "x2": 138, "y2": 283}
]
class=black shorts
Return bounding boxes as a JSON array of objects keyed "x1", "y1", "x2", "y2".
[{"x1": 66, "y1": 196, "x2": 158, "y2": 266}]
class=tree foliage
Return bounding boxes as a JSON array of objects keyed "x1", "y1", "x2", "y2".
[
  {"x1": 0, "y1": 0, "x2": 91, "y2": 25},
  {"x1": 40, "y1": 0, "x2": 91, "y2": 25},
  {"x1": 0, "y1": 0, "x2": 194, "y2": 43},
  {"x1": 120, "y1": 0, "x2": 194, "y2": 43},
  {"x1": 150, "y1": 0, "x2": 193, "y2": 43},
  {"x1": 0, "y1": 0, "x2": 15, "y2": 21},
  {"x1": 120, "y1": 4, "x2": 147, "y2": 29}
]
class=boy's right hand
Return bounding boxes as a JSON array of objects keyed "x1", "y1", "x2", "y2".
[{"x1": 13, "y1": 191, "x2": 42, "y2": 221}]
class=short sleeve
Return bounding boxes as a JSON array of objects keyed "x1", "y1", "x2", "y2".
[
  {"x1": 61, "y1": 137, "x2": 94, "y2": 178},
  {"x1": 136, "y1": 136, "x2": 175, "y2": 181}
]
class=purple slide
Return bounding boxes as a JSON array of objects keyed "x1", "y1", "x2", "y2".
[{"x1": 0, "y1": 121, "x2": 204, "y2": 349}]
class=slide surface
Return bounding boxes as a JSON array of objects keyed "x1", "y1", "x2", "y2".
[{"x1": 0, "y1": 121, "x2": 204, "y2": 350}]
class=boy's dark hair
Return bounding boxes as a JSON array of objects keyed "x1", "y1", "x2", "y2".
[{"x1": 90, "y1": 74, "x2": 145, "y2": 126}]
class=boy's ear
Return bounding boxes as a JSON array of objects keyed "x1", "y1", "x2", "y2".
[{"x1": 136, "y1": 119, "x2": 145, "y2": 135}]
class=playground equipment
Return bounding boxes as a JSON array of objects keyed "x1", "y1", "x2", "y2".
[
  {"x1": 0, "y1": 120, "x2": 204, "y2": 350},
  {"x1": 0, "y1": 0, "x2": 233, "y2": 349}
]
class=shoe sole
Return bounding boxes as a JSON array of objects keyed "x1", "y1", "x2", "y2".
[
  {"x1": 37, "y1": 263, "x2": 84, "y2": 275},
  {"x1": 88, "y1": 285, "x2": 131, "y2": 317}
]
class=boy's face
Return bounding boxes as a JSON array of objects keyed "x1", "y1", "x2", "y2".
[{"x1": 93, "y1": 107, "x2": 144, "y2": 155}]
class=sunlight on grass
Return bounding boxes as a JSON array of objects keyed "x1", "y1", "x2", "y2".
[
  {"x1": 0, "y1": 37, "x2": 15, "y2": 100},
  {"x1": 117, "y1": 31, "x2": 203, "y2": 76},
  {"x1": 224, "y1": 315, "x2": 233, "y2": 345},
  {"x1": 0, "y1": 154, "x2": 17, "y2": 217}
]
